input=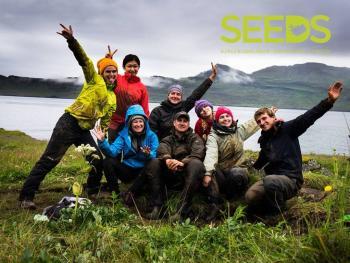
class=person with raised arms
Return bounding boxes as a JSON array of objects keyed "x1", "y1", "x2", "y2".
[
  {"x1": 246, "y1": 81, "x2": 343, "y2": 215},
  {"x1": 149, "y1": 63, "x2": 217, "y2": 141},
  {"x1": 19, "y1": 24, "x2": 117, "y2": 208}
]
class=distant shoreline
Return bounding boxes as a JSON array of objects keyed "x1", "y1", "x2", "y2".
[{"x1": 0, "y1": 94, "x2": 348, "y2": 113}]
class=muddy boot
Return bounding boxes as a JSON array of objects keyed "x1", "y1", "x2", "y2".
[
  {"x1": 169, "y1": 202, "x2": 192, "y2": 222},
  {"x1": 20, "y1": 200, "x2": 36, "y2": 210},
  {"x1": 120, "y1": 191, "x2": 134, "y2": 207},
  {"x1": 204, "y1": 203, "x2": 220, "y2": 222}
]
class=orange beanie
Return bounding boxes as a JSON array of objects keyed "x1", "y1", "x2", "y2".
[{"x1": 97, "y1": 45, "x2": 118, "y2": 74}]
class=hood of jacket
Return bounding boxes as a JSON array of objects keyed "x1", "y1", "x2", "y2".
[{"x1": 120, "y1": 104, "x2": 151, "y2": 137}]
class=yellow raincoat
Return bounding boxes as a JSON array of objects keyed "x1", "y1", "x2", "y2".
[{"x1": 65, "y1": 38, "x2": 116, "y2": 130}]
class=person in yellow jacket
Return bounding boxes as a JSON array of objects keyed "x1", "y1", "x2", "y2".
[{"x1": 19, "y1": 24, "x2": 117, "y2": 209}]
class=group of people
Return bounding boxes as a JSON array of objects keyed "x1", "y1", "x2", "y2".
[{"x1": 19, "y1": 24, "x2": 343, "y2": 222}]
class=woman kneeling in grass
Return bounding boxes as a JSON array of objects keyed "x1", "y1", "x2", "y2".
[{"x1": 94, "y1": 104, "x2": 159, "y2": 205}]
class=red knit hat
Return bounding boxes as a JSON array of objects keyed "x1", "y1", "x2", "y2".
[{"x1": 215, "y1": 106, "x2": 234, "y2": 122}]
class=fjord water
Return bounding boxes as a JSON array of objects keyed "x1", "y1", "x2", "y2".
[{"x1": 0, "y1": 96, "x2": 349, "y2": 155}]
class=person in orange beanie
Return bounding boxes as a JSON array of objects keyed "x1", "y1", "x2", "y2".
[{"x1": 19, "y1": 24, "x2": 118, "y2": 209}]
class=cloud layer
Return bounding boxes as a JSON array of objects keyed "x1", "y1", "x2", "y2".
[{"x1": 0, "y1": 0, "x2": 349, "y2": 79}]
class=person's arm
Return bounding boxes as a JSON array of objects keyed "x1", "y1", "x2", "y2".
[
  {"x1": 203, "y1": 133, "x2": 218, "y2": 176},
  {"x1": 147, "y1": 132, "x2": 160, "y2": 159},
  {"x1": 253, "y1": 151, "x2": 268, "y2": 170},
  {"x1": 98, "y1": 136, "x2": 124, "y2": 158},
  {"x1": 149, "y1": 107, "x2": 161, "y2": 135},
  {"x1": 182, "y1": 63, "x2": 217, "y2": 112},
  {"x1": 157, "y1": 137, "x2": 173, "y2": 161},
  {"x1": 100, "y1": 97, "x2": 117, "y2": 131},
  {"x1": 194, "y1": 119, "x2": 202, "y2": 137},
  {"x1": 140, "y1": 85, "x2": 150, "y2": 117},
  {"x1": 57, "y1": 24, "x2": 95, "y2": 83},
  {"x1": 287, "y1": 81, "x2": 343, "y2": 138},
  {"x1": 181, "y1": 134, "x2": 205, "y2": 164},
  {"x1": 238, "y1": 119, "x2": 260, "y2": 141}
]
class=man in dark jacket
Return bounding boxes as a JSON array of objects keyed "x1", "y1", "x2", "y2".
[
  {"x1": 245, "y1": 81, "x2": 343, "y2": 214},
  {"x1": 149, "y1": 63, "x2": 217, "y2": 140},
  {"x1": 145, "y1": 111, "x2": 206, "y2": 220}
]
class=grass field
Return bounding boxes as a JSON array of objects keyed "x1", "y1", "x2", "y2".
[{"x1": 0, "y1": 128, "x2": 349, "y2": 262}]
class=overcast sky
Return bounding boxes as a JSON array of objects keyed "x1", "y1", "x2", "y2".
[{"x1": 0, "y1": 0, "x2": 349, "y2": 79}]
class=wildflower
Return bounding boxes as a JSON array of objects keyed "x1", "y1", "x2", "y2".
[
  {"x1": 34, "y1": 214, "x2": 49, "y2": 222},
  {"x1": 72, "y1": 182, "x2": 83, "y2": 196},
  {"x1": 324, "y1": 185, "x2": 333, "y2": 192},
  {"x1": 91, "y1": 154, "x2": 100, "y2": 160}
]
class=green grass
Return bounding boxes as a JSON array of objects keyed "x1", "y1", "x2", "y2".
[{"x1": 0, "y1": 128, "x2": 349, "y2": 262}]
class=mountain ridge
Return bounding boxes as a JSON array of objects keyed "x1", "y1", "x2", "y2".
[{"x1": 1, "y1": 62, "x2": 349, "y2": 111}]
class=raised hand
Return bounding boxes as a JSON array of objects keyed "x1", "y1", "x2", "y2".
[
  {"x1": 209, "y1": 62, "x2": 217, "y2": 81},
  {"x1": 328, "y1": 81, "x2": 343, "y2": 103},
  {"x1": 92, "y1": 125, "x2": 105, "y2": 141},
  {"x1": 57, "y1": 24, "x2": 74, "y2": 40},
  {"x1": 140, "y1": 146, "x2": 151, "y2": 155},
  {"x1": 270, "y1": 106, "x2": 278, "y2": 114}
]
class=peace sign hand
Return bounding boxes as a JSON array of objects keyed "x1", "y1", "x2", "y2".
[
  {"x1": 92, "y1": 125, "x2": 105, "y2": 141},
  {"x1": 57, "y1": 24, "x2": 74, "y2": 40},
  {"x1": 209, "y1": 62, "x2": 217, "y2": 81}
]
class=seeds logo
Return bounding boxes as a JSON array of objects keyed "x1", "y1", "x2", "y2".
[{"x1": 220, "y1": 14, "x2": 331, "y2": 44}]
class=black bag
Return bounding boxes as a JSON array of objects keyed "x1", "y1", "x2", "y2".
[{"x1": 43, "y1": 196, "x2": 91, "y2": 220}]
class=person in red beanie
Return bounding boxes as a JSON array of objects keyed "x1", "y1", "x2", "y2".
[
  {"x1": 194, "y1": 99, "x2": 214, "y2": 142},
  {"x1": 19, "y1": 24, "x2": 117, "y2": 209},
  {"x1": 202, "y1": 106, "x2": 263, "y2": 221},
  {"x1": 108, "y1": 54, "x2": 149, "y2": 143}
]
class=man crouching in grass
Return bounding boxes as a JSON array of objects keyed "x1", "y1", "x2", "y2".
[
  {"x1": 144, "y1": 111, "x2": 205, "y2": 220},
  {"x1": 245, "y1": 81, "x2": 343, "y2": 215}
]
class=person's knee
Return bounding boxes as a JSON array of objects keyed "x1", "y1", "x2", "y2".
[
  {"x1": 245, "y1": 188, "x2": 258, "y2": 205},
  {"x1": 228, "y1": 168, "x2": 249, "y2": 188},
  {"x1": 145, "y1": 158, "x2": 162, "y2": 175},
  {"x1": 103, "y1": 157, "x2": 115, "y2": 169},
  {"x1": 245, "y1": 181, "x2": 265, "y2": 205},
  {"x1": 186, "y1": 159, "x2": 205, "y2": 174},
  {"x1": 263, "y1": 175, "x2": 282, "y2": 194}
]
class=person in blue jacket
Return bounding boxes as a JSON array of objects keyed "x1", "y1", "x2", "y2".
[{"x1": 94, "y1": 104, "x2": 159, "y2": 199}]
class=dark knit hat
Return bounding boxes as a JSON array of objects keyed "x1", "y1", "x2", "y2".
[
  {"x1": 195, "y1": 99, "x2": 213, "y2": 117},
  {"x1": 168, "y1": 84, "x2": 183, "y2": 95},
  {"x1": 128, "y1": 115, "x2": 145, "y2": 127},
  {"x1": 215, "y1": 106, "x2": 234, "y2": 122}
]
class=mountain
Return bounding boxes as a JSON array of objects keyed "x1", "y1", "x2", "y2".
[
  {"x1": 145, "y1": 63, "x2": 349, "y2": 111},
  {"x1": 0, "y1": 63, "x2": 349, "y2": 111},
  {"x1": 0, "y1": 75, "x2": 81, "y2": 98}
]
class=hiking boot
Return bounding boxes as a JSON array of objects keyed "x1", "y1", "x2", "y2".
[
  {"x1": 144, "y1": 206, "x2": 161, "y2": 220},
  {"x1": 20, "y1": 200, "x2": 36, "y2": 210},
  {"x1": 88, "y1": 193, "x2": 98, "y2": 204},
  {"x1": 169, "y1": 203, "x2": 193, "y2": 222},
  {"x1": 120, "y1": 191, "x2": 134, "y2": 206},
  {"x1": 204, "y1": 203, "x2": 220, "y2": 222},
  {"x1": 169, "y1": 211, "x2": 181, "y2": 222}
]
